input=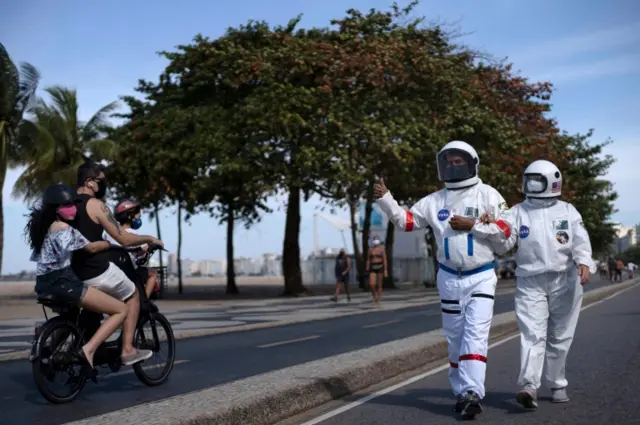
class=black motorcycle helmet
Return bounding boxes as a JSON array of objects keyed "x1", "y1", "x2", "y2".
[{"x1": 43, "y1": 184, "x2": 77, "y2": 206}]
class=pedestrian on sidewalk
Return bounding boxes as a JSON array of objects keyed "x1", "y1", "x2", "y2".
[
  {"x1": 366, "y1": 237, "x2": 387, "y2": 305},
  {"x1": 331, "y1": 249, "x2": 351, "y2": 303},
  {"x1": 627, "y1": 262, "x2": 637, "y2": 279},
  {"x1": 479, "y1": 160, "x2": 596, "y2": 410},
  {"x1": 598, "y1": 260, "x2": 607, "y2": 279},
  {"x1": 607, "y1": 256, "x2": 616, "y2": 282},
  {"x1": 376, "y1": 141, "x2": 511, "y2": 419},
  {"x1": 615, "y1": 259, "x2": 624, "y2": 282}
]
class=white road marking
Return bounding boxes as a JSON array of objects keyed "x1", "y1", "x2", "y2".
[
  {"x1": 362, "y1": 320, "x2": 401, "y2": 329},
  {"x1": 297, "y1": 284, "x2": 637, "y2": 425},
  {"x1": 0, "y1": 341, "x2": 31, "y2": 348},
  {"x1": 103, "y1": 360, "x2": 190, "y2": 379},
  {"x1": 258, "y1": 335, "x2": 321, "y2": 348}
]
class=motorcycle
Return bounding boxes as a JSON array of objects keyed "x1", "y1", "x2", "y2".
[{"x1": 29, "y1": 245, "x2": 176, "y2": 404}]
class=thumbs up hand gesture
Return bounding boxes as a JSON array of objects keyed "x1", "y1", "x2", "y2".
[{"x1": 374, "y1": 178, "x2": 388, "y2": 199}]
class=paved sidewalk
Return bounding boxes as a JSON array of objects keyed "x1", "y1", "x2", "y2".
[{"x1": 0, "y1": 284, "x2": 518, "y2": 357}]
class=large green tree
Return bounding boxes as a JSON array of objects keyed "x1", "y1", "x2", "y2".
[
  {"x1": 109, "y1": 97, "x2": 210, "y2": 294},
  {"x1": 122, "y1": 28, "x2": 278, "y2": 294},
  {"x1": 620, "y1": 245, "x2": 640, "y2": 265},
  {"x1": 190, "y1": 126, "x2": 274, "y2": 294},
  {"x1": 0, "y1": 43, "x2": 40, "y2": 274},
  {"x1": 312, "y1": 3, "x2": 564, "y2": 287},
  {"x1": 149, "y1": 19, "x2": 341, "y2": 295},
  {"x1": 109, "y1": 0, "x2": 618, "y2": 296},
  {"x1": 12, "y1": 86, "x2": 118, "y2": 201},
  {"x1": 560, "y1": 131, "x2": 618, "y2": 256},
  {"x1": 107, "y1": 97, "x2": 170, "y2": 273}
]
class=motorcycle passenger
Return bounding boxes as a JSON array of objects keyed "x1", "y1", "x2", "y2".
[
  {"x1": 26, "y1": 184, "x2": 128, "y2": 378},
  {"x1": 71, "y1": 161, "x2": 163, "y2": 366},
  {"x1": 104, "y1": 199, "x2": 158, "y2": 298}
]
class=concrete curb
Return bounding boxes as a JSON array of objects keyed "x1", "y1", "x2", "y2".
[
  {"x1": 0, "y1": 286, "x2": 518, "y2": 363},
  {"x1": 63, "y1": 280, "x2": 638, "y2": 425}
]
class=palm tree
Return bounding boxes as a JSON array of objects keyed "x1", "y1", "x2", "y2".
[
  {"x1": 0, "y1": 43, "x2": 40, "y2": 274},
  {"x1": 12, "y1": 86, "x2": 119, "y2": 201}
]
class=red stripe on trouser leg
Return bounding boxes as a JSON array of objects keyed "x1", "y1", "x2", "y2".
[
  {"x1": 459, "y1": 354, "x2": 487, "y2": 363},
  {"x1": 450, "y1": 362, "x2": 458, "y2": 368},
  {"x1": 405, "y1": 211, "x2": 414, "y2": 231},
  {"x1": 495, "y1": 220, "x2": 511, "y2": 239}
]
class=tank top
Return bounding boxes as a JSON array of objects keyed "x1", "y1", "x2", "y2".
[
  {"x1": 335, "y1": 255, "x2": 349, "y2": 274},
  {"x1": 70, "y1": 194, "x2": 111, "y2": 280}
]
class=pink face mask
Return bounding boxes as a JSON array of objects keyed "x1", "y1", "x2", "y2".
[{"x1": 57, "y1": 205, "x2": 77, "y2": 221}]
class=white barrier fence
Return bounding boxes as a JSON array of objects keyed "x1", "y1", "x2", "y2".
[{"x1": 301, "y1": 255, "x2": 437, "y2": 285}]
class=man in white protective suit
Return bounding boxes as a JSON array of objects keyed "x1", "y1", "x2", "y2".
[
  {"x1": 374, "y1": 140, "x2": 511, "y2": 419},
  {"x1": 478, "y1": 159, "x2": 596, "y2": 410}
]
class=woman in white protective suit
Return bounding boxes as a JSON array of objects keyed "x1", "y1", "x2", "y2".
[{"x1": 479, "y1": 159, "x2": 596, "y2": 410}]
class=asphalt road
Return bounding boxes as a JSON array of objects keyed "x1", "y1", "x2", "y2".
[
  {"x1": 297, "y1": 283, "x2": 640, "y2": 425},
  {"x1": 0, "y1": 278, "x2": 610, "y2": 425}
]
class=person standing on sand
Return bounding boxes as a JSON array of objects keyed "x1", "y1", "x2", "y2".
[
  {"x1": 331, "y1": 249, "x2": 351, "y2": 302},
  {"x1": 366, "y1": 236, "x2": 387, "y2": 305}
]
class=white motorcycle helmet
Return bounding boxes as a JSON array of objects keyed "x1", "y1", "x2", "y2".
[
  {"x1": 522, "y1": 160, "x2": 562, "y2": 198},
  {"x1": 436, "y1": 141, "x2": 480, "y2": 189}
]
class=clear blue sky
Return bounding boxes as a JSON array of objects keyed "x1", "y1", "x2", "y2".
[{"x1": 2, "y1": 0, "x2": 639, "y2": 273}]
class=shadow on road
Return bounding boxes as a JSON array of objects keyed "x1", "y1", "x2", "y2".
[{"x1": 367, "y1": 387, "x2": 531, "y2": 420}]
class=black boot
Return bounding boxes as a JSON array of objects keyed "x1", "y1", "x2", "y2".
[
  {"x1": 453, "y1": 394, "x2": 466, "y2": 412},
  {"x1": 460, "y1": 391, "x2": 483, "y2": 420}
]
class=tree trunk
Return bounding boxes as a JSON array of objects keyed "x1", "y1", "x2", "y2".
[
  {"x1": 0, "y1": 161, "x2": 5, "y2": 275},
  {"x1": 176, "y1": 202, "x2": 183, "y2": 294},
  {"x1": 348, "y1": 195, "x2": 365, "y2": 288},
  {"x1": 153, "y1": 203, "x2": 164, "y2": 296},
  {"x1": 154, "y1": 203, "x2": 163, "y2": 270},
  {"x1": 282, "y1": 187, "x2": 307, "y2": 296},
  {"x1": 226, "y1": 205, "x2": 239, "y2": 294},
  {"x1": 383, "y1": 221, "x2": 396, "y2": 289},
  {"x1": 360, "y1": 180, "x2": 375, "y2": 289}
]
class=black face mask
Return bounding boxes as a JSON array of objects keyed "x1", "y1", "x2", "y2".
[
  {"x1": 94, "y1": 180, "x2": 107, "y2": 199},
  {"x1": 445, "y1": 165, "x2": 473, "y2": 182}
]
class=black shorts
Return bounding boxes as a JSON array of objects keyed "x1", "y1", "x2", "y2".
[
  {"x1": 335, "y1": 273, "x2": 349, "y2": 284},
  {"x1": 35, "y1": 267, "x2": 87, "y2": 305},
  {"x1": 370, "y1": 263, "x2": 384, "y2": 274}
]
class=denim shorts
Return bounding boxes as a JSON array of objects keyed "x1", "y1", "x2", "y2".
[{"x1": 35, "y1": 267, "x2": 87, "y2": 305}]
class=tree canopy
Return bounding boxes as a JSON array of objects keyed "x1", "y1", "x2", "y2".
[
  {"x1": 10, "y1": 2, "x2": 620, "y2": 294},
  {"x1": 0, "y1": 43, "x2": 40, "y2": 274}
]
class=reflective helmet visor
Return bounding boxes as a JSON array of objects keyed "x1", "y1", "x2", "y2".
[
  {"x1": 523, "y1": 174, "x2": 548, "y2": 195},
  {"x1": 437, "y1": 149, "x2": 476, "y2": 182}
]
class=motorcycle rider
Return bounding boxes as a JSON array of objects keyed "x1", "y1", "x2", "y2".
[
  {"x1": 27, "y1": 184, "x2": 127, "y2": 378},
  {"x1": 71, "y1": 161, "x2": 163, "y2": 366},
  {"x1": 375, "y1": 141, "x2": 511, "y2": 419},
  {"x1": 478, "y1": 159, "x2": 596, "y2": 409},
  {"x1": 105, "y1": 199, "x2": 159, "y2": 299}
]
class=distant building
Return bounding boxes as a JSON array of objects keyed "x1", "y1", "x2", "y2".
[
  {"x1": 233, "y1": 257, "x2": 262, "y2": 275},
  {"x1": 187, "y1": 260, "x2": 200, "y2": 275},
  {"x1": 167, "y1": 253, "x2": 178, "y2": 275},
  {"x1": 612, "y1": 223, "x2": 637, "y2": 254},
  {"x1": 198, "y1": 259, "x2": 226, "y2": 276},
  {"x1": 261, "y1": 253, "x2": 281, "y2": 276}
]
